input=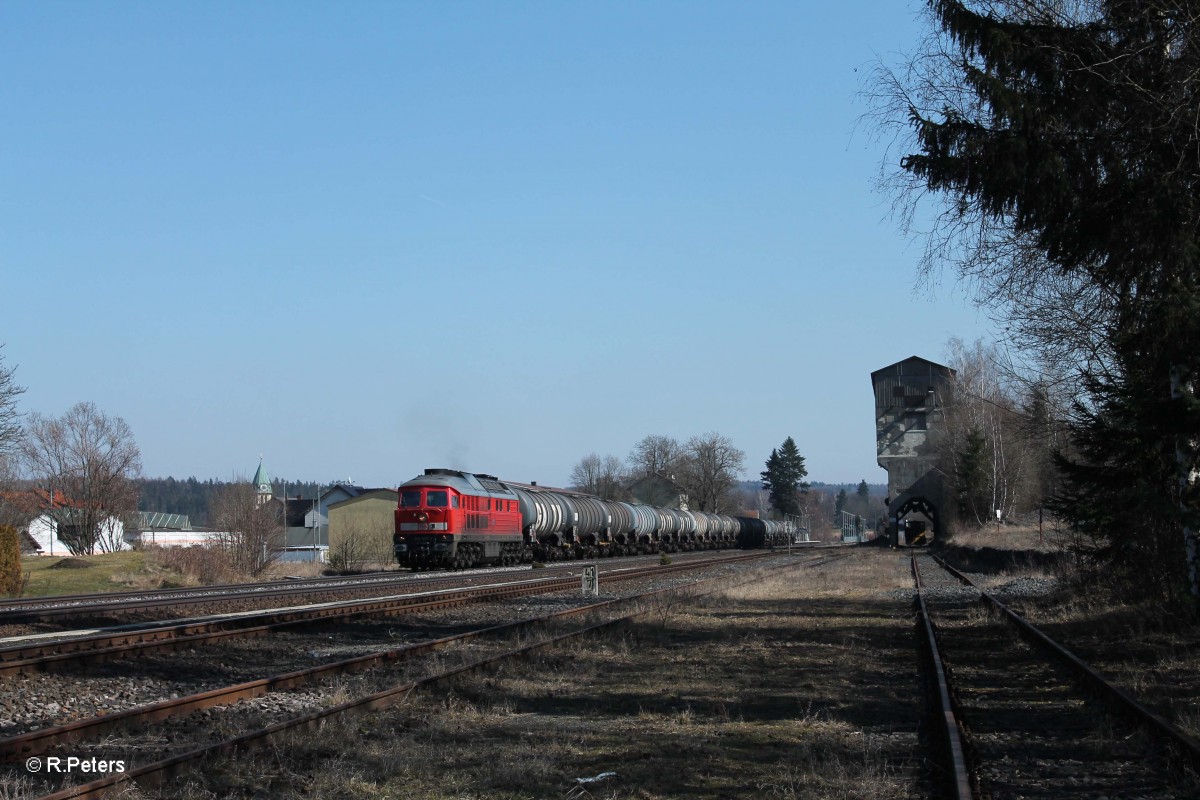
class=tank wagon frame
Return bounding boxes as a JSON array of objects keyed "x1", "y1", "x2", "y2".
[{"x1": 393, "y1": 468, "x2": 794, "y2": 569}]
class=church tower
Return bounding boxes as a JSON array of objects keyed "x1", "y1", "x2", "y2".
[{"x1": 253, "y1": 458, "x2": 273, "y2": 506}]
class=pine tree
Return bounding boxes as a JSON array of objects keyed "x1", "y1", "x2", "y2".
[
  {"x1": 760, "y1": 437, "x2": 808, "y2": 517},
  {"x1": 1053, "y1": 341, "x2": 1199, "y2": 600},
  {"x1": 890, "y1": 1, "x2": 1200, "y2": 595},
  {"x1": 957, "y1": 428, "x2": 988, "y2": 526}
]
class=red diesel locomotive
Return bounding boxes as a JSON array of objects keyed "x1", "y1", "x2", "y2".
[{"x1": 393, "y1": 469, "x2": 528, "y2": 569}]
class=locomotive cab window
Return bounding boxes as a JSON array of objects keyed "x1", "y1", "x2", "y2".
[
  {"x1": 451, "y1": 496, "x2": 459, "y2": 508},
  {"x1": 427, "y1": 490, "x2": 449, "y2": 507},
  {"x1": 400, "y1": 490, "x2": 422, "y2": 508}
]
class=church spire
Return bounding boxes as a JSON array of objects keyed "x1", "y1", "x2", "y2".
[{"x1": 253, "y1": 456, "x2": 272, "y2": 505}]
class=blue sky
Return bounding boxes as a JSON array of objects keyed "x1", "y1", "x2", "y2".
[{"x1": 1, "y1": 1, "x2": 988, "y2": 490}]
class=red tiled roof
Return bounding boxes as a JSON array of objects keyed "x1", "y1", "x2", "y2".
[{"x1": 0, "y1": 488, "x2": 75, "y2": 514}]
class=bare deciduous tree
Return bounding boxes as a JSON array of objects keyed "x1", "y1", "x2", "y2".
[
  {"x1": 208, "y1": 482, "x2": 284, "y2": 576},
  {"x1": 0, "y1": 347, "x2": 26, "y2": 532},
  {"x1": 569, "y1": 453, "x2": 627, "y2": 500},
  {"x1": 21, "y1": 402, "x2": 141, "y2": 555},
  {"x1": 626, "y1": 435, "x2": 684, "y2": 479},
  {"x1": 933, "y1": 338, "x2": 1065, "y2": 528},
  {"x1": 0, "y1": 346, "x2": 22, "y2": 463},
  {"x1": 678, "y1": 433, "x2": 745, "y2": 513}
]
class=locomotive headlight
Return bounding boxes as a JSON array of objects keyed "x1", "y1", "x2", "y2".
[{"x1": 417, "y1": 512, "x2": 428, "y2": 523}]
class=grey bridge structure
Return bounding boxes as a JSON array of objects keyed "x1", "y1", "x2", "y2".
[{"x1": 872, "y1": 356, "x2": 955, "y2": 545}]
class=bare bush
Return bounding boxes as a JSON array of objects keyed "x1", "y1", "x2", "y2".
[
  {"x1": 208, "y1": 482, "x2": 285, "y2": 577},
  {"x1": 145, "y1": 544, "x2": 241, "y2": 586},
  {"x1": 0, "y1": 525, "x2": 23, "y2": 597},
  {"x1": 328, "y1": 517, "x2": 392, "y2": 571}
]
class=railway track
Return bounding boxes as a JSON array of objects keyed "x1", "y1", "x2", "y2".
[
  {"x1": 913, "y1": 551, "x2": 1200, "y2": 798},
  {"x1": 0, "y1": 552, "x2": 778, "y2": 677},
  {"x1": 0, "y1": 549, "x2": 769, "y2": 627},
  {"x1": 1, "y1": 552, "x2": 837, "y2": 799}
]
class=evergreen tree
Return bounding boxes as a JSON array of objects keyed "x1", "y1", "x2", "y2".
[
  {"x1": 1053, "y1": 362, "x2": 1190, "y2": 599},
  {"x1": 957, "y1": 428, "x2": 988, "y2": 525},
  {"x1": 760, "y1": 437, "x2": 808, "y2": 517},
  {"x1": 887, "y1": 1, "x2": 1200, "y2": 595},
  {"x1": 856, "y1": 480, "x2": 869, "y2": 501},
  {"x1": 834, "y1": 489, "x2": 848, "y2": 517}
]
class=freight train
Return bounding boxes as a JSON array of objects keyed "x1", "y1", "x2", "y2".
[{"x1": 393, "y1": 468, "x2": 795, "y2": 569}]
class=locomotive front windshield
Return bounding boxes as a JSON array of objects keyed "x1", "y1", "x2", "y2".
[{"x1": 399, "y1": 489, "x2": 451, "y2": 507}]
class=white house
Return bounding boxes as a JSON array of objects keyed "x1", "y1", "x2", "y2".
[{"x1": 25, "y1": 513, "x2": 130, "y2": 556}]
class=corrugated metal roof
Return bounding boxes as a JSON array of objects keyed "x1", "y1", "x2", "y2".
[{"x1": 138, "y1": 511, "x2": 191, "y2": 530}]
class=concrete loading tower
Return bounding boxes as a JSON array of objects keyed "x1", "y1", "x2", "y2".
[{"x1": 871, "y1": 356, "x2": 955, "y2": 545}]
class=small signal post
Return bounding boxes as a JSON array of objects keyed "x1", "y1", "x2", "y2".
[{"x1": 581, "y1": 565, "x2": 599, "y2": 597}]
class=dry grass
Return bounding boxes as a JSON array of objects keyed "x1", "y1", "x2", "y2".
[
  {"x1": 724, "y1": 553, "x2": 915, "y2": 602},
  {"x1": 143, "y1": 545, "x2": 244, "y2": 586},
  {"x1": 20, "y1": 551, "x2": 154, "y2": 596},
  {"x1": 157, "y1": 552, "x2": 927, "y2": 799},
  {"x1": 943, "y1": 523, "x2": 1062, "y2": 554},
  {"x1": 16, "y1": 547, "x2": 344, "y2": 597},
  {"x1": 0, "y1": 776, "x2": 33, "y2": 800},
  {"x1": 260, "y1": 560, "x2": 331, "y2": 579}
]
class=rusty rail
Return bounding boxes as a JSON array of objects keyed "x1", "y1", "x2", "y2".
[
  {"x1": 0, "y1": 551, "x2": 732, "y2": 624},
  {"x1": 0, "y1": 552, "x2": 774, "y2": 676},
  {"x1": 931, "y1": 553, "x2": 1200, "y2": 772},
  {"x1": 910, "y1": 554, "x2": 974, "y2": 800}
]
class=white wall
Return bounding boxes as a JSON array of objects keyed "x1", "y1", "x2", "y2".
[{"x1": 26, "y1": 514, "x2": 131, "y2": 555}]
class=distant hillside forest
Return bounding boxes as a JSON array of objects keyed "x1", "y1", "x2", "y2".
[
  {"x1": 807, "y1": 481, "x2": 887, "y2": 497},
  {"x1": 137, "y1": 477, "x2": 325, "y2": 527},
  {"x1": 736, "y1": 480, "x2": 887, "y2": 497}
]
